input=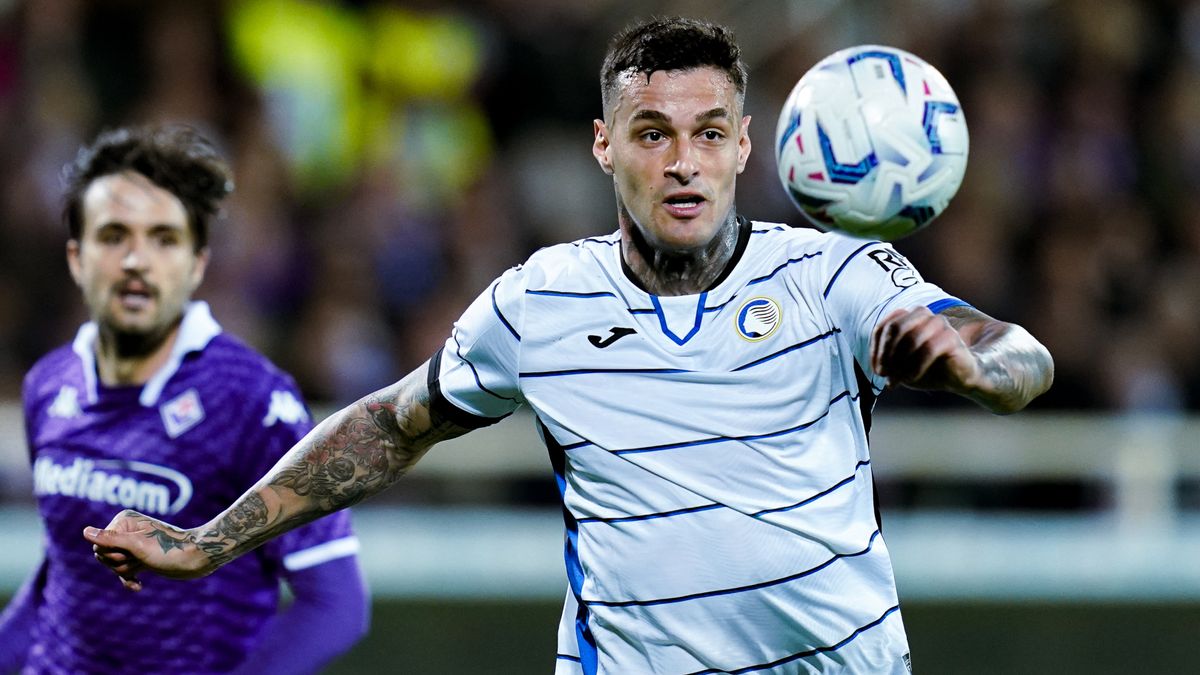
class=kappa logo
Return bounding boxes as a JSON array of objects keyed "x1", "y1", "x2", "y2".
[
  {"x1": 160, "y1": 388, "x2": 205, "y2": 438},
  {"x1": 867, "y1": 248, "x2": 920, "y2": 289},
  {"x1": 735, "y1": 297, "x2": 782, "y2": 341},
  {"x1": 48, "y1": 385, "x2": 82, "y2": 419},
  {"x1": 262, "y1": 390, "x2": 310, "y2": 427}
]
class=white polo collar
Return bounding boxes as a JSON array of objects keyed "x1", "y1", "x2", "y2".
[{"x1": 71, "y1": 301, "x2": 223, "y2": 406}]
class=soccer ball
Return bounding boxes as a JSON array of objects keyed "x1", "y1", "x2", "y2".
[{"x1": 774, "y1": 45, "x2": 968, "y2": 240}]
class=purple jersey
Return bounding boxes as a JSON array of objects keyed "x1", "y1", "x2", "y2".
[{"x1": 19, "y1": 303, "x2": 358, "y2": 674}]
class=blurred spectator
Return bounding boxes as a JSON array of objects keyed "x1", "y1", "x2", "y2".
[{"x1": 0, "y1": 0, "x2": 1197, "y2": 418}]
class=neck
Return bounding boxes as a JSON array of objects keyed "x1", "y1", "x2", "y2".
[
  {"x1": 620, "y1": 211, "x2": 741, "y2": 296},
  {"x1": 94, "y1": 321, "x2": 181, "y2": 387}
]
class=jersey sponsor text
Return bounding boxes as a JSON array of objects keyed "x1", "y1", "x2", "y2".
[{"x1": 32, "y1": 456, "x2": 193, "y2": 515}]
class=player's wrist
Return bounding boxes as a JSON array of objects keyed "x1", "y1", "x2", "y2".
[
  {"x1": 143, "y1": 522, "x2": 221, "y2": 579},
  {"x1": 179, "y1": 529, "x2": 220, "y2": 576}
]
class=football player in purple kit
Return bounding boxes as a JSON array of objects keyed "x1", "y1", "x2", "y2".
[{"x1": 0, "y1": 126, "x2": 368, "y2": 673}]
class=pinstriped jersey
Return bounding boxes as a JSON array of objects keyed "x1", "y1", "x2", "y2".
[{"x1": 435, "y1": 221, "x2": 964, "y2": 674}]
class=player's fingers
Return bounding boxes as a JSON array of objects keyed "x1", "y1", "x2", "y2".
[
  {"x1": 93, "y1": 548, "x2": 131, "y2": 565},
  {"x1": 886, "y1": 308, "x2": 936, "y2": 354},
  {"x1": 896, "y1": 345, "x2": 943, "y2": 385},
  {"x1": 881, "y1": 313, "x2": 950, "y2": 383},
  {"x1": 95, "y1": 556, "x2": 140, "y2": 579},
  {"x1": 93, "y1": 546, "x2": 135, "y2": 565},
  {"x1": 893, "y1": 322, "x2": 963, "y2": 386},
  {"x1": 84, "y1": 525, "x2": 152, "y2": 552},
  {"x1": 871, "y1": 309, "x2": 910, "y2": 375},
  {"x1": 90, "y1": 545, "x2": 145, "y2": 591},
  {"x1": 86, "y1": 527, "x2": 150, "y2": 565},
  {"x1": 83, "y1": 525, "x2": 125, "y2": 546},
  {"x1": 875, "y1": 309, "x2": 932, "y2": 377}
]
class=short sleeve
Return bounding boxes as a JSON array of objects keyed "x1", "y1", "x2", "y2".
[
  {"x1": 821, "y1": 236, "x2": 967, "y2": 380},
  {"x1": 431, "y1": 266, "x2": 526, "y2": 426}
]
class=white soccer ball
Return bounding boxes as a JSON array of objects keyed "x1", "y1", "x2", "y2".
[{"x1": 774, "y1": 45, "x2": 968, "y2": 240}]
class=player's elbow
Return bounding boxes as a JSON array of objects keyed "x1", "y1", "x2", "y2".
[{"x1": 985, "y1": 342, "x2": 1055, "y2": 416}]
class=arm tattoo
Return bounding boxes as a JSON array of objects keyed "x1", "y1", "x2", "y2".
[
  {"x1": 942, "y1": 306, "x2": 1054, "y2": 414},
  {"x1": 147, "y1": 524, "x2": 191, "y2": 554},
  {"x1": 192, "y1": 362, "x2": 471, "y2": 568}
]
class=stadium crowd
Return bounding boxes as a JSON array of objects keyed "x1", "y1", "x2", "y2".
[{"x1": 0, "y1": 0, "x2": 1197, "y2": 415}]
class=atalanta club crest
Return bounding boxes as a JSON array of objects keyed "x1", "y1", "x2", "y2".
[{"x1": 735, "y1": 297, "x2": 782, "y2": 341}]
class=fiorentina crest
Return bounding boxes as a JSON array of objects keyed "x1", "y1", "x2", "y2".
[{"x1": 160, "y1": 388, "x2": 205, "y2": 438}]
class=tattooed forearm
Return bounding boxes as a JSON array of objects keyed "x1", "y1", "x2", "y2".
[
  {"x1": 146, "y1": 522, "x2": 191, "y2": 554},
  {"x1": 944, "y1": 307, "x2": 1054, "y2": 414},
  {"x1": 191, "y1": 493, "x2": 274, "y2": 566},
  {"x1": 188, "y1": 361, "x2": 471, "y2": 568}
]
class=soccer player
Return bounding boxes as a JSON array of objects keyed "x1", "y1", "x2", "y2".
[
  {"x1": 86, "y1": 19, "x2": 1053, "y2": 674},
  {"x1": 0, "y1": 126, "x2": 368, "y2": 673}
]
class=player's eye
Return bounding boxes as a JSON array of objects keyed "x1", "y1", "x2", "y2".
[
  {"x1": 642, "y1": 130, "x2": 665, "y2": 143},
  {"x1": 701, "y1": 130, "x2": 724, "y2": 141},
  {"x1": 96, "y1": 228, "x2": 125, "y2": 245},
  {"x1": 152, "y1": 230, "x2": 183, "y2": 247}
]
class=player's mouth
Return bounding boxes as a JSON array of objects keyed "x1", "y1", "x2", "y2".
[
  {"x1": 114, "y1": 279, "x2": 156, "y2": 311},
  {"x1": 661, "y1": 192, "x2": 707, "y2": 218}
]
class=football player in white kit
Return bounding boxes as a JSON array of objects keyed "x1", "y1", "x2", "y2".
[{"x1": 87, "y1": 16, "x2": 1053, "y2": 674}]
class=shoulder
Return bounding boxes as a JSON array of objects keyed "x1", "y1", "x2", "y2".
[
  {"x1": 749, "y1": 221, "x2": 880, "y2": 256},
  {"x1": 760, "y1": 224, "x2": 923, "y2": 282},
  {"x1": 747, "y1": 221, "x2": 876, "y2": 262},
  {"x1": 198, "y1": 334, "x2": 298, "y2": 387},
  {"x1": 23, "y1": 343, "x2": 80, "y2": 405},
  {"x1": 182, "y1": 334, "x2": 312, "y2": 431},
  {"x1": 185, "y1": 334, "x2": 307, "y2": 412},
  {"x1": 744, "y1": 221, "x2": 893, "y2": 282},
  {"x1": 500, "y1": 232, "x2": 621, "y2": 295}
]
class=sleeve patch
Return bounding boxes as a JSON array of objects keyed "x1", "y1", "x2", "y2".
[{"x1": 865, "y1": 248, "x2": 922, "y2": 288}]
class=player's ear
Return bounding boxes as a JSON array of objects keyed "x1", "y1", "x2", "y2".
[
  {"x1": 736, "y1": 115, "x2": 752, "y2": 174},
  {"x1": 593, "y1": 119, "x2": 614, "y2": 175},
  {"x1": 189, "y1": 247, "x2": 210, "y2": 291},
  {"x1": 66, "y1": 239, "x2": 83, "y2": 286}
]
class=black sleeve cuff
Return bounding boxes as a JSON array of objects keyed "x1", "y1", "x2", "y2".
[{"x1": 427, "y1": 347, "x2": 510, "y2": 430}]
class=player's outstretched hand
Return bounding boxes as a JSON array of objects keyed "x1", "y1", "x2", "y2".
[
  {"x1": 83, "y1": 510, "x2": 214, "y2": 592},
  {"x1": 870, "y1": 306, "x2": 981, "y2": 394}
]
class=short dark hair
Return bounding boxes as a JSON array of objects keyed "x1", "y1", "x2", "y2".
[
  {"x1": 62, "y1": 125, "x2": 234, "y2": 251},
  {"x1": 600, "y1": 17, "x2": 748, "y2": 117}
]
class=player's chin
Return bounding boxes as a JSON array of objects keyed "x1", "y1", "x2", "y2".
[
  {"x1": 106, "y1": 317, "x2": 157, "y2": 337},
  {"x1": 102, "y1": 303, "x2": 154, "y2": 327},
  {"x1": 651, "y1": 218, "x2": 722, "y2": 252}
]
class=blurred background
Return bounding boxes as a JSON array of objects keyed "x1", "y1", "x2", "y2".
[{"x1": 1, "y1": 0, "x2": 1198, "y2": 672}]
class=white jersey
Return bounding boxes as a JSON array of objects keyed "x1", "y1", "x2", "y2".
[{"x1": 434, "y1": 221, "x2": 964, "y2": 674}]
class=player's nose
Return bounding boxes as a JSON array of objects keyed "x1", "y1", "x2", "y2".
[
  {"x1": 120, "y1": 241, "x2": 149, "y2": 272},
  {"x1": 664, "y1": 139, "x2": 699, "y2": 184}
]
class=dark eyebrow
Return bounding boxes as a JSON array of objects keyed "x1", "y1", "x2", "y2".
[
  {"x1": 147, "y1": 222, "x2": 187, "y2": 232},
  {"x1": 629, "y1": 107, "x2": 731, "y2": 126},
  {"x1": 92, "y1": 221, "x2": 187, "y2": 237},
  {"x1": 630, "y1": 109, "x2": 670, "y2": 124},
  {"x1": 696, "y1": 107, "x2": 730, "y2": 123}
]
